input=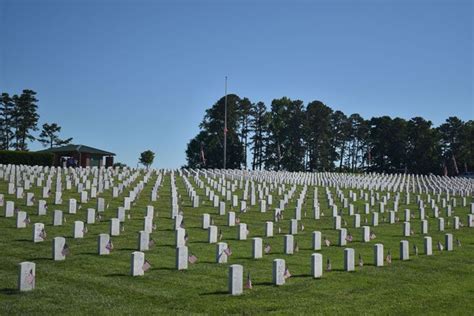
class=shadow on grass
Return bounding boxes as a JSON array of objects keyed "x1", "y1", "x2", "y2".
[
  {"x1": 199, "y1": 290, "x2": 228, "y2": 296},
  {"x1": 14, "y1": 239, "x2": 31, "y2": 242},
  {"x1": 291, "y1": 274, "x2": 312, "y2": 278},
  {"x1": 254, "y1": 281, "x2": 273, "y2": 286},
  {"x1": 26, "y1": 257, "x2": 51, "y2": 261},
  {"x1": 104, "y1": 273, "x2": 128, "y2": 277},
  {"x1": 0, "y1": 288, "x2": 19, "y2": 295}
]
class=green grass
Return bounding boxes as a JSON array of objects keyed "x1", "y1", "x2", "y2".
[{"x1": 0, "y1": 171, "x2": 473, "y2": 315}]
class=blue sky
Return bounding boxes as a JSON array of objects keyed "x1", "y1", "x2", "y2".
[{"x1": 1, "y1": 0, "x2": 472, "y2": 168}]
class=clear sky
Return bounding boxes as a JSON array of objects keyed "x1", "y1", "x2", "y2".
[{"x1": 1, "y1": 0, "x2": 472, "y2": 168}]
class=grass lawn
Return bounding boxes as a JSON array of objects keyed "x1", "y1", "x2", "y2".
[{"x1": 1, "y1": 170, "x2": 473, "y2": 315}]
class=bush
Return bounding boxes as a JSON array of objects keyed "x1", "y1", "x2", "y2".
[{"x1": 0, "y1": 150, "x2": 54, "y2": 166}]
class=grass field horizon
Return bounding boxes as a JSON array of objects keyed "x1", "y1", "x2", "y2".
[{"x1": 1, "y1": 169, "x2": 473, "y2": 315}]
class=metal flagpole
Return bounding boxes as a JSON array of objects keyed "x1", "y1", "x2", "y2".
[{"x1": 223, "y1": 76, "x2": 228, "y2": 169}]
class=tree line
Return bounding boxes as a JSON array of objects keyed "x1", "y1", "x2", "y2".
[
  {"x1": 186, "y1": 95, "x2": 473, "y2": 176},
  {"x1": 0, "y1": 90, "x2": 73, "y2": 150}
]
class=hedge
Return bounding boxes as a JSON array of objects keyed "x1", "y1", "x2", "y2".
[{"x1": 0, "y1": 150, "x2": 54, "y2": 166}]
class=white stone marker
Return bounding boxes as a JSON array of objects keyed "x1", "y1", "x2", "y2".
[
  {"x1": 400, "y1": 240, "x2": 409, "y2": 260},
  {"x1": 176, "y1": 246, "x2": 188, "y2": 270},
  {"x1": 16, "y1": 211, "x2": 28, "y2": 228},
  {"x1": 438, "y1": 218, "x2": 445, "y2": 231},
  {"x1": 284, "y1": 235, "x2": 294, "y2": 254},
  {"x1": 354, "y1": 214, "x2": 361, "y2": 228},
  {"x1": 33, "y1": 223, "x2": 46, "y2": 243},
  {"x1": 238, "y1": 223, "x2": 248, "y2": 240},
  {"x1": 208, "y1": 225, "x2": 218, "y2": 243},
  {"x1": 5, "y1": 201, "x2": 14, "y2": 217},
  {"x1": 290, "y1": 219, "x2": 298, "y2": 235},
  {"x1": 202, "y1": 213, "x2": 210, "y2": 229},
  {"x1": 38, "y1": 200, "x2": 47, "y2": 215},
  {"x1": 344, "y1": 248, "x2": 355, "y2": 271},
  {"x1": 73, "y1": 221, "x2": 85, "y2": 238},
  {"x1": 389, "y1": 211, "x2": 396, "y2": 224},
  {"x1": 53, "y1": 210, "x2": 63, "y2": 226},
  {"x1": 174, "y1": 214, "x2": 183, "y2": 230},
  {"x1": 192, "y1": 195, "x2": 199, "y2": 208},
  {"x1": 265, "y1": 221, "x2": 274, "y2": 237},
  {"x1": 131, "y1": 251, "x2": 145, "y2": 276},
  {"x1": 229, "y1": 264, "x2": 243, "y2": 295},
  {"x1": 26, "y1": 193, "x2": 34, "y2": 206},
  {"x1": 110, "y1": 218, "x2": 120, "y2": 236},
  {"x1": 18, "y1": 262, "x2": 35, "y2": 292},
  {"x1": 260, "y1": 200, "x2": 266, "y2": 213},
  {"x1": 404, "y1": 209, "x2": 410, "y2": 222},
  {"x1": 372, "y1": 212, "x2": 379, "y2": 226},
  {"x1": 138, "y1": 231, "x2": 150, "y2": 251},
  {"x1": 445, "y1": 233, "x2": 453, "y2": 251},
  {"x1": 176, "y1": 228, "x2": 186, "y2": 247},
  {"x1": 252, "y1": 237, "x2": 263, "y2": 259},
  {"x1": 228, "y1": 212, "x2": 236, "y2": 226},
  {"x1": 273, "y1": 259, "x2": 286, "y2": 286},
  {"x1": 216, "y1": 242, "x2": 228, "y2": 263},
  {"x1": 117, "y1": 207, "x2": 126, "y2": 222},
  {"x1": 362, "y1": 226, "x2": 370, "y2": 242},
  {"x1": 144, "y1": 216, "x2": 153, "y2": 233},
  {"x1": 420, "y1": 220, "x2": 428, "y2": 234},
  {"x1": 339, "y1": 228, "x2": 347, "y2": 246},
  {"x1": 69, "y1": 199, "x2": 77, "y2": 214},
  {"x1": 333, "y1": 216, "x2": 341, "y2": 230},
  {"x1": 80, "y1": 191, "x2": 88, "y2": 203},
  {"x1": 468, "y1": 214, "x2": 474, "y2": 228},
  {"x1": 453, "y1": 216, "x2": 460, "y2": 230},
  {"x1": 219, "y1": 201, "x2": 226, "y2": 216},
  {"x1": 97, "y1": 198, "x2": 105, "y2": 213},
  {"x1": 87, "y1": 208, "x2": 95, "y2": 224},
  {"x1": 312, "y1": 231, "x2": 322, "y2": 250},
  {"x1": 311, "y1": 253, "x2": 323, "y2": 278},
  {"x1": 98, "y1": 234, "x2": 111, "y2": 255},
  {"x1": 424, "y1": 236, "x2": 432, "y2": 255},
  {"x1": 374, "y1": 243, "x2": 384, "y2": 267},
  {"x1": 53, "y1": 237, "x2": 67, "y2": 261},
  {"x1": 403, "y1": 222, "x2": 411, "y2": 237},
  {"x1": 146, "y1": 205, "x2": 154, "y2": 218}
]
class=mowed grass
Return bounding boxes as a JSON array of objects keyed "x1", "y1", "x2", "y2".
[{"x1": 0, "y1": 171, "x2": 473, "y2": 315}]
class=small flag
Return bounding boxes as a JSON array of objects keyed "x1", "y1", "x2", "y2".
[
  {"x1": 413, "y1": 245, "x2": 418, "y2": 256},
  {"x1": 180, "y1": 219, "x2": 185, "y2": 229},
  {"x1": 278, "y1": 227, "x2": 282, "y2": 234},
  {"x1": 26, "y1": 269, "x2": 35, "y2": 285},
  {"x1": 96, "y1": 214, "x2": 102, "y2": 221},
  {"x1": 245, "y1": 272, "x2": 253, "y2": 289},
  {"x1": 346, "y1": 234, "x2": 353, "y2": 242},
  {"x1": 142, "y1": 259, "x2": 151, "y2": 272},
  {"x1": 153, "y1": 224, "x2": 157, "y2": 231},
  {"x1": 106, "y1": 240, "x2": 114, "y2": 251},
  {"x1": 370, "y1": 232, "x2": 376, "y2": 240},
  {"x1": 264, "y1": 243, "x2": 271, "y2": 254},
  {"x1": 284, "y1": 267, "x2": 291, "y2": 279},
  {"x1": 437, "y1": 241, "x2": 444, "y2": 251},
  {"x1": 83, "y1": 225, "x2": 88, "y2": 234},
  {"x1": 39, "y1": 228, "x2": 47, "y2": 239},
  {"x1": 224, "y1": 246, "x2": 233, "y2": 257},
  {"x1": 218, "y1": 229, "x2": 223, "y2": 241},
  {"x1": 149, "y1": 239, "x2": 155, "y2": 248},
  {"x1": 24, "y1": 215, "x2": 31, "y2": 225},
  {"x1": 62, "y1": 243, "x2": 70, "y2": 256},
  {"x1": 301, "y1": 224, "x2": 305, "y2": 231},
  {"x1": 410, "y1": 229, "x2": 415, "y2": 236},
  {"x1": 386, "y1": 250, "x2": 392, "y2": 264},
  {"x1": 324, "y1": 237, "x2": 331, "y2": 247},
  {"x1": 121, "y1": 225, "x2": 125, "y2": 232},
  {"x1": 294, "y1": 241, "x2": 299, "y2": 253},
  {"x1": 326, "y1": 258, "x2": 332, "y2": 271},
  {"x1": 456, "y1": 239, "x2": 461, "y2": 247},
  {"x1": 184, "y1": 232, "x2": 189, "y2": 242},
  {"x1": 235, "y1": 217, "x2": 241, "y2": 225},
  {"x1": 359, "y1": 254, "x2": 364, "y2": 267},
  {"x1": 188, "y1": 254, "x2": 198, "y2": 264}
]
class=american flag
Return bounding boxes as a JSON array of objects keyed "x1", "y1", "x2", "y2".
[
  {"x1": 284, "y1": 267, "x2": 291, "y2": 279},
  {"x1": 410, "y1": 229, "x2": 414, "y2": 236},
  {"x1": 235, "y1": 217, "x2": 241, "y2": 225},
  {"x1": 437, "y1": 241, "x2": 444, "y2": 251},
  {"x1": 39, "y1": 228, "x2": 47, "y2": 239},
  {"x1": 83, "y1": 225, "x2": 88, "y2": 234},
  {"x1": 456, "y1": 239, "x2": 461, "y2": 247},
  {"x1": 358, "y1": 254, "x2": 364, "y2": 267},
  {"x1": 188, "y1": 254, "x2": 198, "y2": 264},
  {"x1": 121, "y1": 225, "x2": 125, "y2": 232},
  {"x1": 149, "y1": 239, "x2": 155, "y2": 248},
  {"x1": 218, "y1": 229, "x2": 223, "y2": 241},
  {"x1": 96, "y1": 214, "x2": 102, "y2": 221},
  {"x1": 324, "y1": 237, "x2": 331, "y2": 247},
  {"x1": 245, "y1": 272, "x2": 253, "y2": 289},
  {"x1": 224, "y1": 246, "x2": 233, "y2": 257},
  {"x1": 106, "y1": 240, "x2": 114, "y2": 251},
  {"x1": 180, "y1": 220, "x2": 185, "y2": 229},
  {"x1": 184, "y1": 232, "x2": 189, "y2": 242},
  {"x1": 23, "y1": 215, "x2": 31, "y2": 225},
  {"x1": 370, "y1": 232, "x2": 376, "y2": 240},
  {"x1": 326, "y1": 258, "x2": 332, "y2": 271},
  {"x1": 413, "y1": 245, "x2": 418, "y2": 256},
  {"x1": 278, "y1": 227, "x2": 282, "y2": 234},
  {"x1": 301, "y1": 224, "x2": 305, "y2": 231},
  {"x1": 152, "y1": 224, "x2": 157, "y2": 231},
  {"x1": 26, "y1": 269, "x2": 35, "y2": 285},
  {"x1": 346, "y1": 234, "x2": 353, "y2": 242},
  {"x1": 294, "y1": 242, "x2": 299, "y2": 253},
  {"x1": 264, "y1": 243, "x2": 271, "y2": 254},
  {"x1": 142, "y1": 259, "x2": 151, "y2": 272},
  {"x1": 62, "y1": 243, "x2": 70, "y2": 256},
  {"x1": 386, "y1": 251, "x2": 392, "y2": 264}
]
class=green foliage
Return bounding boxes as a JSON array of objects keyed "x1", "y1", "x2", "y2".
[
  {"x1": 38, "y1": 123, "x2": 73, "y2": 148},
  {"x1": 139, "y1": 150, "x2": 155, "y2": 168},
  {"x1": 113, "y1": 162, "x2": 127, "y2": 168},
  {"x1": 0, "y1": 93, "x2": 15, "y2": 150},
  {"x1": 12, "y1": 90, "x2": 40, "y2": 151},
  {"x1": 0, "y1": 150, "x2": 53, "y2": 166}
]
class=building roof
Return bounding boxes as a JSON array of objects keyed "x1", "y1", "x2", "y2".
[{"x1": 37, "y1": 144, "x2": 115, "y2": 156}]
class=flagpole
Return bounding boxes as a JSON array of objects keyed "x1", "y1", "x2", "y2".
[{"x1": 223, "y1": 76, "x2": 228, "y2": 169}]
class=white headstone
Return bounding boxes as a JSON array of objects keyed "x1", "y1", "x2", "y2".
[
  {"x1": 272, "y1": 259, "x2": 286, "y2": 286},
  {"x1": 228, "y1": 264, "x2": 243, "y2": 295},
  {"x1": 18, "y1": 261, "x2": 35, "y2": 292},
  {"x1": 176, "y1": 246, "x2": 188, "y2": 270},
  {"x1": 131, "y1": 251, "x2": 145, "y2": 276},
  {"x1": 311, "y1": 253, "x2": 323, "y2": 278},
  {"x1": 344, "y1": 248, "x2": 355, "y2": 271},
  {"x1": 374, "y1": 243, "x2": 384, "y2": 267},
  {"x1": 400, "y1": 240, "x2": 409, "y2": 260}
]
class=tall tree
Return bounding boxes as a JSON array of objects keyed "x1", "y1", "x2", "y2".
[
  {"x1": 38, "y1": 123, "x2": 73, "y2": 148},
  {"x1": 238, "y1": 97, "x2": 252, "y2": 169},
  {"x1": 12, "y1": 89, "x2": 39, "y2": 151},
  {"x1": 249, "y1": 101, "x2": 268, "y2": 170},
  {"x1": 0, "y1": 93, "x2": 15, "y2": 150},
  {"x1": 139, "y1": 150, "x2": 155, "y2": 168},
  {"x1": 438, "y1": 116, "x2": 464, "y2": 175},
  {"x1": 406, "y1": 117, "x2": 441, "y2": 174}
]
